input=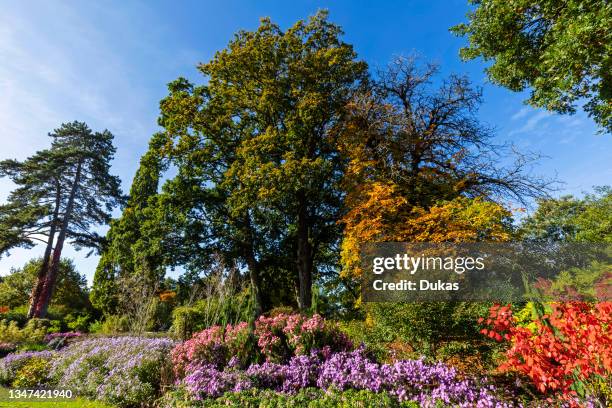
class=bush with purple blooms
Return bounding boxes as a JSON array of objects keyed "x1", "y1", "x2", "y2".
[
  {"x1": 49, "y1": 336, "x2": 175, "y2": 407},
  {"x1": 178, "y1": 346, "x2": 517, "y2": 407}
]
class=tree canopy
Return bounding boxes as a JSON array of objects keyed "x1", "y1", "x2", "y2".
[
  {"x1": 519, "y1": 186, "x2": 612, "y2": 242},
  {"x1": 338, "y1": 57, "x2": 549, "y2": 282},
  {"x1": 94, "y1": 11, "x2": 367, "y2": 314},
  {"x1": 452, "y1": 0, "x2": 612, "y2": 133}
]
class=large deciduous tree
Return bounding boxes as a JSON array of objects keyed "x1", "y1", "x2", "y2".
[
  {"x1": 0, "y1": 121, "x2": 123, "y2": 318},
  {"x1": 96, "y1": 12, "x2": 367, "y2": 313},
  {"x1": 338, "y1": 56, "x2": 552, "y2": 285},
  {"x1": 452, "y1": 0, "x2": 612, "y2": 133}
]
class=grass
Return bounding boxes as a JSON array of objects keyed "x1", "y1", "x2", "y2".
[{"x1": 0, "y1": 398, "x2": 114, "y2": 407}]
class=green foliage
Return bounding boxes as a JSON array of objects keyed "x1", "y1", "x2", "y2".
[
  {"x1": 91, "y1": 133, "x2": 169, "y2": 316},
  {"x1": 87, "y1": 320, "x2": 103, "y2": 333},
  {"x1": 0, "y1": 350, "x2": 53, "y2": 386},
  {"x1": 159, "y1": 387, "x2": 417, "y2": 408},
  {"x1": 90, "y1": 315, "x2": 130, "y2": 335},
  {"x1": 0, "y1": 399, "x2": 115, "y2": 408},
  {"x1": 338, "y1": 320, "x2": 391, "y2": 361},
  {"x1": 1, "y1": 121, "x2": 124, "y2": 318},
  {"x1": 0, "y1": 305, "x2": 28, "y2": 326},
  {"x1": 545, "y1": 261, "x2": 611, "y2": 301},
  {"x1": 452, "y1": 0, "x2": 612, "y2": 132},
  {"x1": 12, "y1": 357, "x2": 50, "y2": 387},
  {"x1": 367, "y1": 302, "x2": 490, "y2": 358},
  {"x1": 171, "y1": 289, "x2": 253, "y2": 340},
  {"x1": 520, "y1": 186, "x2": 611, "y2": 242},
  {"x1": 172, "y1": 267, "x2": 253, "y2": 339},
  {"x1": 0, "y1": 258, "x2": 91, "y2": 313},
  {"x1": 96, "y1": 11, "x2": 368, "y2": 315},
  {"x1": 64, "y1": 312, "x2": 92, "y2": 332},
  {"x1": 0, "y1": 319, "x2": 48, "y2": 346}
]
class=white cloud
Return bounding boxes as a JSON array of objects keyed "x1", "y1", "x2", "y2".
[
  {"x1": 508, "y1": 110, "x2": 553, "y2": 136},
  {"x1": 511, "y1": 106, "x2": 530, "y2": 120}
]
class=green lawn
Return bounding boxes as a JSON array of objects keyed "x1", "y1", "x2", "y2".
[{"x1": 0, "y1": 398, "x2": 113, "y2": 408}]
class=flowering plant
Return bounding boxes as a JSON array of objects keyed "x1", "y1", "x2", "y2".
[
  {"x1": 172, "y1": 322, "x2": 254, "y2": 377},
  {"x1": 179, "y1": 346, "x2": 516, "y2": 406},
  {"x1": 44, "y1": 331, "x2": 83, "y2": 343},
  {"x1": 254, "y1": 313, "x2": 352, "y2": 363},
  {"x1": 172, "y1": 313, "x2": 351, "y2": 378},
  {"x1": 50, "y1": 336, "x2": 175, "y2": 407}
]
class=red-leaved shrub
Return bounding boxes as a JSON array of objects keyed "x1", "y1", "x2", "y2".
[{"x1": 479, "y1": 302, "x2": 611, "y2": 399}]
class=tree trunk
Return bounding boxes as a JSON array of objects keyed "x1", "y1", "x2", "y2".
[
  {"x1": 27, "y1": 182, "x2": 61, "y2": 319},
  {"x1": 33, "y1": 161, "x2": 82, "y2": 318},
  {"x1": 245, "y1": 251, "x2": 263, "y2": 318},
  {"x1": 242, "y1": 217, "x2": 263, "y2": 318},
  {"x1": 296, "y1": 192, "x2": 313, "y2": 311}
]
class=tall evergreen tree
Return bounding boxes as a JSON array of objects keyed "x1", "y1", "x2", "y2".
[
  {"x1": 0, "y1": 121, "x2": 123, "y2": 318},
  {"x1": 91, "y1": 132, "x2": 168, "y2": 315}
]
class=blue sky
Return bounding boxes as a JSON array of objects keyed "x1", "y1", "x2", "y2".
[{"x1": 0, "y1": 0, "x2": 610, "y2": 284}]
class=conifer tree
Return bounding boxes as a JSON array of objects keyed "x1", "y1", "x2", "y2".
[{"x1": 0, "y1": 121, "x2": 123, "y2": 318}]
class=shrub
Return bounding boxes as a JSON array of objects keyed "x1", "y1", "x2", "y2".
[
  {"x1": 367, "y1": 302, "x2": 490, "y2": 357},
  {"x1": 64, "y1": 313, "x2": 91, "y2": 332},
  {"x1": 253, "y1": 314, "x2": 352, "y2": 363},
  {"x1": 50, "y1": 336, "x2": 175, "y2": 407},
  {"x1": 338, "y1": 320, "x2": 397, "y2": 362},
  {"x1": 171, "y1": 304, "x2": 207, "y2": 340},
  {"x1": 95, "y1": 315, "x2": 130, "y2": 334},
  {"x1": 0, "y1": 319, "x2": 48, "y2": 346},
  {"x1": 0, "y1": 305, "x2": 28, "y2": 326},
  {"x1": 12, "y1": 356, "x2": 50, "y2": 387},
  {"x1": 171, "y1": 291, "x2": 254, "y2": 341},
  {"x1": 88, "y1": 319, "x2": 103, "y2": 333},
  {"x1": 172, "y1": 322, "x2": 256, "y2": 377},
  {"x1": 0, "y1": 350, "x2": 53, "y2": 386},
  {"x1": 479, "y1": 302, "x2": 612, "y2": 404}
]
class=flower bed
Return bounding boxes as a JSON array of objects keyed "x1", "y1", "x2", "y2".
[
  {"x1": 172, "y1": 313, "x2": 352, "y2": 377},
  {"x1": 50, "y1": 336, "x2": 175, "y2": 406},
  {"x1": 178, "y1": 347, "x2": 514, "y2": 407},
  {"x1": 172, "y1": 314, "x2": 517, "y2": 406}
]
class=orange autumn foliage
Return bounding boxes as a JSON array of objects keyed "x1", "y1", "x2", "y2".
[{"x1": 339, "y1": 180, "x2": 511, "y2": 279}]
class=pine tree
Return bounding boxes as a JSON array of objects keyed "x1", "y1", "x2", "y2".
[{"x1": 0, "y1": 121, "x2": 123, "y2": 318}]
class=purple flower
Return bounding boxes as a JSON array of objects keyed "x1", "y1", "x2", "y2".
[
  {"x1": 50, "y1": 336, "x2": 175, "y2": 406},
  {"x1": 178, "y1": 346, "x2": 517, "y2": 406},
  {"x1": 44, "y1": 332, "x2": 83, "y2": 343}
]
